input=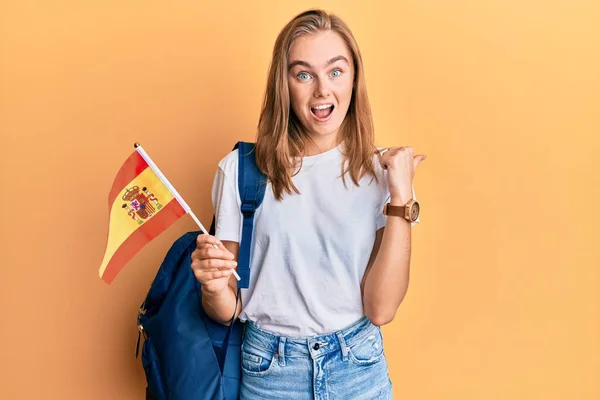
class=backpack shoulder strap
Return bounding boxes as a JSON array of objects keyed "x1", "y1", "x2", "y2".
[{"x1": 234, "y1": 141, "x2": 266, "y2": 289}]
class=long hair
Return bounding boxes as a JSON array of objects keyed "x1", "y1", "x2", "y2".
[{"x1": 255, "y1": 9, "x2": 377, "y2": 201}]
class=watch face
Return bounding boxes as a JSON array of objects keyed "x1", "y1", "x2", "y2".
[{"x1": 410, "y1": 202, "x2": 420, "y2": 221}]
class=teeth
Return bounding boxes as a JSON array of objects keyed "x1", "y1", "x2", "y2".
[{"x1": 312, "y1": 104, "x2": 333, "y2": 110}]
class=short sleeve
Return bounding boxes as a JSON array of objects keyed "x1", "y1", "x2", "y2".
[
  {"x1": 211, "y1": 165, "x2": 241, "y2": 242},
  {"x1": 376, "y1": 186, "x2": 421, "y2": 230}
]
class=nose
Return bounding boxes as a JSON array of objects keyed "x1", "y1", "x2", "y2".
[{"x1": 313, "y1": 77, "x2": 331, "y2": 98}]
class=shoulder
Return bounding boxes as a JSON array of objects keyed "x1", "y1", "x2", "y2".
[{"x1": 216, "y1": 148, "x2": 239, "y2": 178}]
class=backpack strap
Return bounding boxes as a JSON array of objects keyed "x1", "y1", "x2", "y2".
[
  {"x1": 235, "y1": 141, "x2": 266, "y2": 289},
  {"x1": 216, "y1": 141, "x2": 265, "y2": 373}
]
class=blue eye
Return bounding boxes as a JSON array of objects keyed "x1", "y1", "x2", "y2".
[
  {"x1": 331, "y1": 69, "x2": 342, "y2": 77},
  {"x1": 298, "y1": 72, "x2": 311, "y2": 81}
]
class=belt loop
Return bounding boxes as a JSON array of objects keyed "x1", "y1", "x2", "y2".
[
  {"x1": 336, "y1": 331, "x2": 349, "y2": 361},
  {"x1": 278, "y1": 337, "x2": 287, "y2": 366}
]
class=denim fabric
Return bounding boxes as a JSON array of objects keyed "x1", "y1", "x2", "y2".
[{"x1": 240, "y1": 316, "x2": 393, "y2": 399}]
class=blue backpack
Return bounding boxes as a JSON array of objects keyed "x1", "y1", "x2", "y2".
[{"x1": 136, "y1": 142, "x2": 267, "y2": 400}]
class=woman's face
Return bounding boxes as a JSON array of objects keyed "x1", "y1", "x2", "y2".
[{"x1": 287, "y1": 30, "x2": 355, "y2": 143}]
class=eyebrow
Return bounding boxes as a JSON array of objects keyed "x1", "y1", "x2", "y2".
[{"x1": 288, "y1": 55, "x2": 349, "y2": 70}]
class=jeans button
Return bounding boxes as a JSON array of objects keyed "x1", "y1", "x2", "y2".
[{"x1": 313, "y1": 343, "x2": 320, "y2": 350}]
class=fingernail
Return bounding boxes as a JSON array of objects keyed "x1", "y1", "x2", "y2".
[{"x1": 231, "y1": 261, "x2": 238, "y2": 267}]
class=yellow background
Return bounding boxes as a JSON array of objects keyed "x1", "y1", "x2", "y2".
[{"x1": 1, "y1": 0, "x2": 598, "y2": 398}]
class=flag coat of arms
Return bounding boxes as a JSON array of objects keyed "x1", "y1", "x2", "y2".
[{"x1": 99, "y1": 144, "x2": 188, "y2": 284}]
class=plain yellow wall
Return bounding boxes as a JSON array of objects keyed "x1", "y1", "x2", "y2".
[{"x1": 1, "y1": 0, "x2": 598, "y2": 398}]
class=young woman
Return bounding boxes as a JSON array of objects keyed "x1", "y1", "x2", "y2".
[{"x1": 191, "y1": 9, "x2": 425, "y2": 399}]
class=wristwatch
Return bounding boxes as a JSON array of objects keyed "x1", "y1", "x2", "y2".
[{"x1": 383, "y1": 199, "x2": 420, "y2": 222}]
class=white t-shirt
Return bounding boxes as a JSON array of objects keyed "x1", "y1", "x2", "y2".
[{"x1": 211, "y1": 143, "x2": 419, "y2": 336}]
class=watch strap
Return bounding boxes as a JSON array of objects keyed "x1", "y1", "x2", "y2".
[{"x1": 384, "y1": 203, "x2": 407, "y2": 218}]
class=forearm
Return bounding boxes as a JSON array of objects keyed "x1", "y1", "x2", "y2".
[
  {"x1": 363, "y1": 197, "x2": 412, "y2": 325},
  {"x1": 201, "y1": 280, "x2": 241, "y2": 325}
]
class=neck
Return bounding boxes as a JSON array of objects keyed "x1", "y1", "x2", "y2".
[{"x1": 303, "y1": 131, "x2": 341, "y2": 156}]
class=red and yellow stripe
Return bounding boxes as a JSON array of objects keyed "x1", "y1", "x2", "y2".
[{"x1": 99, "y1": 150, "x2": 186, "y2": 284}]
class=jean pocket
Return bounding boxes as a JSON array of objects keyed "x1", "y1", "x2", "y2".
[
  {"x1": 348, "y1": 329, "x2": 385, "y2": 366},
  {"x1": 241, "y1": 343, "x2": 277, "y2": 377}
]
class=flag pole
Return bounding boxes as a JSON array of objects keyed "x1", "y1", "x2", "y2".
[{"x1": 133, "y1": 143, "x2": 241, "y2": 281}]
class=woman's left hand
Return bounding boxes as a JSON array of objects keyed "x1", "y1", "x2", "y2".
[{"x1": 379, "y1": 146, "x2": 426, "y2": 203}]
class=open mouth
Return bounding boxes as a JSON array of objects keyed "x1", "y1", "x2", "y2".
[{"x1": 310, "y1": 104, "x2": 335, "y2": 120}]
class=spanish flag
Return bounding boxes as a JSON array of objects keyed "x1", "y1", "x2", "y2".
[{"x1": 99, "y1": 143, "x2": 189, "y2": 284}]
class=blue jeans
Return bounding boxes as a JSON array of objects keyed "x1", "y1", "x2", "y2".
[{"x1": 240, "y1": 316, "x2": 394, "y2": 399}]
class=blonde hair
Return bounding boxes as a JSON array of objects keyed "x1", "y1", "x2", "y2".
[{"x1": 255, "y1": 9, "x2": 377, "y2": 200}]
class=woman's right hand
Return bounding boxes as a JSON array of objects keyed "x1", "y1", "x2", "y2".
[{"x1": 191, "y1": 234, "x2": 238, "y2": 296}]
